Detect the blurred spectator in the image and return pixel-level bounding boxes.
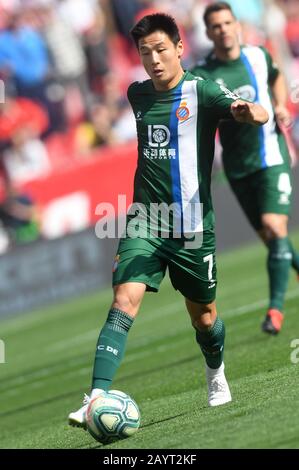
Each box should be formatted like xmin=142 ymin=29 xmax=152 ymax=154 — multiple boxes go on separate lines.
xmin=107 ymin=0 xmax=143 ymax=47
xmin=39 ymin=3 xmax=87 ymax=86
xmin=57 ymin=0 xmax=99 ymax=35
xmin=263 ymin=0 xmax=299 ymax=158
xmin=3 ymin=130 xmax=50 ymax=184
xmin=226 ymin=0 xmax=264 ymax=26
xmin=84 ymin=5 xmax=110 ymax=98
xmin=0 ymin=192 xmax=40 ymax=245
xmin=112 ymin=105 xmax=137 ymax=143
xmin=73 ymin=91 xmax=136 ymax=156
xmin=148 ymin=0 xmax=194 ymax=66
xmin=189 ymin=0 xmax=214 ymax=62
xmin=36 ymin=1 xmax=90 ymax=123
xmin=0 ymin=93 xmax=49 ymax=141
xmin=277 ymin=0 xmax=299 ymax=58
xmin=0 ymin=93 xmax=51 ymax=183
xmin=0 ymin=82 xmax=43 ymax=246
xmin=0 ymin=3 xmax=66 ymax=133
xmin=74 ymin=100 xmax=117 ymax=152
xmin=0 ymin=5 xmax=50 ymax=90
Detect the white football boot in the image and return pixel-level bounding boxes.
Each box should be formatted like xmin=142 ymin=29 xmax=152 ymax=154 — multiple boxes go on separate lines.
xmin=206 ymin=362 xmax=232 ymax=407
xmin=68 ymin=389 xmax=103 ymax=429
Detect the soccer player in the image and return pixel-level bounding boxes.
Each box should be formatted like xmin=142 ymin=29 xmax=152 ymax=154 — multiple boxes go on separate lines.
xmin=192 ymin=2 xmax=299 ymax=335
xmin=68 ymin=13 xmax=268 ymax=428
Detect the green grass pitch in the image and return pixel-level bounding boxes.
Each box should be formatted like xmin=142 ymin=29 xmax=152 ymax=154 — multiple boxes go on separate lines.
xmin=1 ymin=231 xmax=299 ymax=449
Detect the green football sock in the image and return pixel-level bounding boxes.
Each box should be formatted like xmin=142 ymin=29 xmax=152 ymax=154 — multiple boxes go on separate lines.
xmin=267 ymin=237 xmax=292 ymax=311
xmin=195 ymin=316 xmax=225 ymax=369
xmin=92 ymin=308 xmax=134 ymax=391
xmin=288 ymin=239 xmax=299 ymax=274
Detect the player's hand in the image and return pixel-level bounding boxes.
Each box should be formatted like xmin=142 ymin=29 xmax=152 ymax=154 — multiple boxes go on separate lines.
xmin=274 ymin=105 xmax=293 ymax=128
xmin=230 ymin=99 xmax=268 ymax=125
xmin=230 ymin=100 xmax=253 ymax=122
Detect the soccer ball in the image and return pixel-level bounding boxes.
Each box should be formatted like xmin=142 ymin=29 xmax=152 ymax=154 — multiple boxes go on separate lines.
xmin=86 ymin=390 xmax=141 ymax=444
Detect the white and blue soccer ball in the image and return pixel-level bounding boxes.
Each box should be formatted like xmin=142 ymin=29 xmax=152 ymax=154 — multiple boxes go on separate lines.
xmin=86 ymin=390 xmax=141 ymax=444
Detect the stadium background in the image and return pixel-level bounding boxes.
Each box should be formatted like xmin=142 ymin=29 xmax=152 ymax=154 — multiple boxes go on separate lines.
xmin=0 ymin=0 xmax=298 ymax=317
xmin=0 ymin=0 xmax=299 ymax=450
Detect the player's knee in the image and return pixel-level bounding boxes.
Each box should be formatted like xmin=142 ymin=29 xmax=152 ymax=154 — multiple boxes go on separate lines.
xmin=261 ymin=217 xmax=288 ymax=240
xmin=112 ymin=294 xmax=133 ymax=314
xmin=264 ymin=226 xmax=286 ymax=240
xmin=187 ymin=300 xmax=216 ymax=330
xmin=112 ymin=284 xmax=146 ymax=317
xmin=112 ymin=287 xmax=144 ymax=317
xmin=192 ymin=314 xmax=214 ymax=331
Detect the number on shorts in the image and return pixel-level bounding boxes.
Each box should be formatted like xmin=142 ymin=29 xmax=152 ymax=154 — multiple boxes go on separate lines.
xmin=278 ymin=173 xmax=292 ymax=195
xmin=203 ymin=254 xmax=214 ymax=281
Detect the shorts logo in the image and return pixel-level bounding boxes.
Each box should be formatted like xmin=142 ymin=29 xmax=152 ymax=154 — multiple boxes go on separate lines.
xmin=279 ymin=194 xmax=290 ymax=205
xmin=113 ymin=255 xmax=120 ymax=272
xmin=176 ymin=102 xmax=190 ymax=121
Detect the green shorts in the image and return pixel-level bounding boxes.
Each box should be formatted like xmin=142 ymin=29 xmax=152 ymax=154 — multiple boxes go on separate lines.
xmin=112 ymin=230 xmax=217 ymax=304
xmin=229 ymin=164 xmax=292 ymax=231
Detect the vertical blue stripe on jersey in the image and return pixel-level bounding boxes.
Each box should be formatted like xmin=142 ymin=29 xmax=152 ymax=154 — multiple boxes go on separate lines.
xmin=240 ymin=51 xmax=266 ymax=168
xmin=169 ymin=84 xmax=184 ymax=232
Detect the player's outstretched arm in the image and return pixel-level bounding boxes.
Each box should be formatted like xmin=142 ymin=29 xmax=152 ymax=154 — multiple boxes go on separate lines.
xmin=230 ymin=100 xmax=269 ymax=126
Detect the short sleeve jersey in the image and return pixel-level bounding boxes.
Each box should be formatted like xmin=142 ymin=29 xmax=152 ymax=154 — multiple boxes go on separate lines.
xmin=192 ymin=46 xmax=290 ymax=180
xmin=127 ymin=70 xmax=238 ymax=233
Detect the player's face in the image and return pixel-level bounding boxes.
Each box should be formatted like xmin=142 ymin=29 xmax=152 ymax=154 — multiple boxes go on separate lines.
xmin=206 ymin=9 xmax=240 ymax=52
xmin=138 ymin=31 xmax=184 ymax=91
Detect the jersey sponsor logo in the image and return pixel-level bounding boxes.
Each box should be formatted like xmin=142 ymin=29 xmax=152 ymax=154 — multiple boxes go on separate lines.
xmin=234 ymin=85 xmax=256 ymax=102
xmin=219 ymin=84 xmax=240 ymax=100
xmin=176 ymin=101 xmax=190 ymax=122
xmin=216 ymin=79 xmax=251 ymax=101
xmin=148 ymin=125 xmax=170 ymax=147
xmin=215 ymin=78 xmax=226 ymax=87
xmin=143 ymin=148 xmax=176 ymax=160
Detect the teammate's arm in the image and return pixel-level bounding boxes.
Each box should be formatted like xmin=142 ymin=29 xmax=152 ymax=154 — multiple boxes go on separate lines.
xmin=230 ymin=100 xmax=269 ymax=126
xmin=270 ymin=73 xmax=292 ymax=127
xmin=261 ymin=46 xmax=292 ymax=128
xmin=201 ymin=79 xmax=269 ymax=126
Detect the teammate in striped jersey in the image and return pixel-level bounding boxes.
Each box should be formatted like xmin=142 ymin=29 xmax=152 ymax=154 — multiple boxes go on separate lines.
xmin=68 ymin=13 xmax=268 ymax=428
xmin=192 ymin=2 xmax=299 ymax=335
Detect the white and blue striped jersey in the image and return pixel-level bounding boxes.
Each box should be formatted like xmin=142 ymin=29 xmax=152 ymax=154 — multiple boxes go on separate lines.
xmin=192 ymin=46 xmax=290 ymax=179
xmin=127 ymin=71 xmax=239 ymax=232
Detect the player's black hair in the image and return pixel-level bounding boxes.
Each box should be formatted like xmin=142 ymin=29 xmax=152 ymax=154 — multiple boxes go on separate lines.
xmin=203 ymin=2 xmax=236 ymax=27
xmin=130 ymin=13 xmax=181 ymax=49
